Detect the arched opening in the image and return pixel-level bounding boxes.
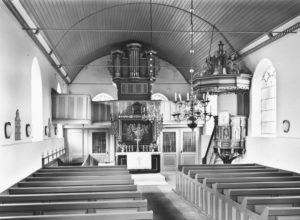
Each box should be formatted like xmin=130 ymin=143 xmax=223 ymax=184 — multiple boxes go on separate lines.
xmin=56 ymin=82 xmax=63 ymax=138
xmin=251 ymin=58 xmax=277 ymax=136
xmin=151 ymin=93 xmax=168 ymax=101
xmin=56 ymin=82 xmax=62 ymax=94
xmin=31 ymin=57 xmax=43 ymax=141
xmin=92 ymin=93 xmax=114 ymax=101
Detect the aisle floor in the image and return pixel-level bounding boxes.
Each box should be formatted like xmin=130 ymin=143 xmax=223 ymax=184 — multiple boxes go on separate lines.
xmin=135 ymin=172 xmax=211 ymax=220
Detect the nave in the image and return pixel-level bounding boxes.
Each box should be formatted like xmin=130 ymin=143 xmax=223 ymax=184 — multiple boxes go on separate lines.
xmin=2 ymin=155 xmax=300 ymax=220
xmin=0 ymin=154 xmax=206 ymax=220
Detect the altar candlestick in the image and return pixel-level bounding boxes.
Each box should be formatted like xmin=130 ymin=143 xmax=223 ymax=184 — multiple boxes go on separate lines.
xmin=179 ymin=93 xmax=182 ymax=102
xmin=175 ymin=92 xmax=177 ymax=101
xmin=187 ymin=93 xmax=189 ymax=101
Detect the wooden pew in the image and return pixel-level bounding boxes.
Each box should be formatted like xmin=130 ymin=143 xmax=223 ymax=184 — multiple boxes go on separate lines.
xmin=187 ymin=168 xmax=279 ymax=176
xmin=25 ymin=175 xmax=132 ymax=181
xmin=261 ymin=207 xmax=300 ymax=220
xmin=1 ymin=165 xmax=153 ymax=220
xmin=9 ymin=184 xmax=138 ymax=194
xmin=0 ymin=211 xmax=153 ymax=220
xmin=0 ymin=191 xmax=142 ymax=203
xmin=177 ymin=164 xmax=272 ymax=200
xmin=177 ymin=165 xmax=289 ymax=204
xmin=202 ymin=176 xmax=300 ymax=186
xmin=241 ymin=196 xmax=300 ymax=209
xmin=18 ymin=179 xmax=134 ymax=187
xmin=277 ymin=217 xmax=300 ymax=220
xmin=189 ymin=171 xmax=294 ymax=200
xmin=178 ymin=163 xmax=261 ymax=171
xmin=177 ymin=163 xmax=300 ymax=220
xmin=32 ymin=170 xmax=129 ymax=177
xmin=195 ymin=171 xmax=293 ymax=179
xmin=0 ymin=200 xmax=148 ymax=215
xmin=182 ymin=166 xmax=271 ymax=174
xmin=225 ymin=188 xmax=300 ymax=202
xmin=212 ymin=181 xmax=300 ymax=193
xmin=38 ymin=167 xmax=128 ymax=172
xmin=43 ymin=165 xmax=127 ymax=169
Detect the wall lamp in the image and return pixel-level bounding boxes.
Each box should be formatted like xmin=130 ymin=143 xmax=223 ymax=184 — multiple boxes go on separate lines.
xmin=45 ymin=126 xmax=49 ymax=136
xmin=4 ymin=122 xmax=13 ymax=139
xmin=25 ymin=124 xmax=32 ymax=137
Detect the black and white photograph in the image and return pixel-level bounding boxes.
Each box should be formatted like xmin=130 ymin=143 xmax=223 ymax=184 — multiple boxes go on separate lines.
xmin=1 ymin=0 xmax=300 ymax=219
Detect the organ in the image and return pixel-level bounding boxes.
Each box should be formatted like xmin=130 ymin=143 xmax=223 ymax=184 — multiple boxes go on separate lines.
xmin=108 ymin=43 xmax=160 ymax=100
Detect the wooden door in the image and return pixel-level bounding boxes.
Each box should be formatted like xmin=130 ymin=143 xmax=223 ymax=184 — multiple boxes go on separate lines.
xmin=161 ymin=131 xmax=178 ymax=171
xmin=179 ymin=129 xmax=198 ymax=165
xmin=66 ymin=129 xmax=83 ymax=163
xmin=92 ymin=132 xmax=107 ymax=163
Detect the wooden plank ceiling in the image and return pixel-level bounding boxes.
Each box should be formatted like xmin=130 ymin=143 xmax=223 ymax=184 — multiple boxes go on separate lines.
xmin=17 ymin=0 xmax=300 ymax=83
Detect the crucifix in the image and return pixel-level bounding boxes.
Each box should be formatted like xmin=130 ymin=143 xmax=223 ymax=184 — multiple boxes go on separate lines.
xmin=133 ymin=124 xmax=144 ymax=152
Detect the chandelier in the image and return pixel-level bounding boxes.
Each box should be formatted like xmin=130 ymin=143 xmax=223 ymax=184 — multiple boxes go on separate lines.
xmin=172 ymin=86 xmax=212 ymax=129
xmin=142 ymin=103 xmax=163 ymax=123
xmin=172 ymin=0 xmax=212 ymax=129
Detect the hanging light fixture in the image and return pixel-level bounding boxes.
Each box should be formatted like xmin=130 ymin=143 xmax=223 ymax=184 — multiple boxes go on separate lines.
xmin=172 ymin=0 xmax=212 ymax=129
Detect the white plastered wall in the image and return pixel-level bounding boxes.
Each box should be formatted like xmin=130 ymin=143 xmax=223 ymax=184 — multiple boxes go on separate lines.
xmin=236 ymin=29 xmax=300 ymax=173
xmin=0 ymin=2 xmax=67 ymax=192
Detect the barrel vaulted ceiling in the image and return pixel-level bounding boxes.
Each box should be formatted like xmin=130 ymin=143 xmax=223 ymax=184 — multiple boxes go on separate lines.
xmin=8 ymin=0 xmax=300 ymax=83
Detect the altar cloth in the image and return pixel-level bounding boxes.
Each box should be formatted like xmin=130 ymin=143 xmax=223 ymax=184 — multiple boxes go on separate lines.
xmin=127 ymin=152 xmax=152 ymax=169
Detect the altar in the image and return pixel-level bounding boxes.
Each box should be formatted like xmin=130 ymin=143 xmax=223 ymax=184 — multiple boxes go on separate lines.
xmin=116 ymin=152 xmax=160 ymax=173
xmin=127 ymin=152 xmax=151 ymax=169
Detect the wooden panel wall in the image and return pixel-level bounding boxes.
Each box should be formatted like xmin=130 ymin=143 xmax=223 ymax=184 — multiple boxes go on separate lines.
xmin=52 ymin=96 xmax=178 ymax=124
xmin=52 ymin=94 xmax=91 ymax=121
xmin=91 ymin=101 xmax=177 ymax=123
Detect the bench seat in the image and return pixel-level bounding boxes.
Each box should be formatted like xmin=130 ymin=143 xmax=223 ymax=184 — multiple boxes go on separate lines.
xmin=202 ymin=176 xmax=300 ymax=186
xmin=9 ymin=185 xmax=137 ymax=194
xmin=33 ymin=171 xmax=129 ymax=177
xmin=0 ymin=191 xmax=142 ymax=203
xmin=25 ymin=175 xmax=132 ymax=181
xmin=0 ymin=200 xmax=148 ymax=215
xmin=212 ymin=181 xmax=300 ymax=192
xmin=18 ymin=179 xmax=134 ymax=187
xmin=0 ymin=211 xmax=153 ymax=220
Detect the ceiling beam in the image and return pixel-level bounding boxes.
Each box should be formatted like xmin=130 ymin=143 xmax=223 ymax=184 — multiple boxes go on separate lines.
xmin=22 ymin=27 xmax=296 ymax=35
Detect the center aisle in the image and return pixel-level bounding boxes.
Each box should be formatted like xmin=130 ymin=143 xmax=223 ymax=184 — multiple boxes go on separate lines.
xmin=133 ymin=172 xmax=211 ymax=220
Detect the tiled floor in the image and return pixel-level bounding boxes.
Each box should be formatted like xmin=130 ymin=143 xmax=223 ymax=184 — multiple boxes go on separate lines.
xmin=136 ymin=172 xmax=211 ymax=220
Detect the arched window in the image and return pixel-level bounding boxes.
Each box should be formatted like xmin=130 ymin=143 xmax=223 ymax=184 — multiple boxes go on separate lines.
xmin=56 ymin=82 xmax=63 ymax=138
xmin=31 ymin=57 xmax=43 ymax=141
xmin=251 ymin=59 xmax=276 ymax=136
xmin=151 ymin=93 xmax=168 ymax=101
xmin=56 ymin=82 xmax=62 ymax=94
xmin=92 ymin=93 xmax=114 ymax=101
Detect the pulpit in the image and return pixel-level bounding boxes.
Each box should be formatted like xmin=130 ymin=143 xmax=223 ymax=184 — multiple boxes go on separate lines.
xmin=213 ymin=113 xmax=247 ymax=163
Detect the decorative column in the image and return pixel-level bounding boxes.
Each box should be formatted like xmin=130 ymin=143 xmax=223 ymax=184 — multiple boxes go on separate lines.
xmin=111 ymin=50 xmax=123 ymax=77
xmin=145 ymin=50 xmax=157 ymax=79
xmin=127 ymin=43 xmax=142 ymax=77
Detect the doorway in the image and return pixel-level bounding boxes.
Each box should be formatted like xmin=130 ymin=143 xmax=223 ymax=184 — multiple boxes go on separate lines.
xmin=92 ymin=132 xmax=108 ymax=163
xmin=160 ymin=128 xmax=200 ymax=171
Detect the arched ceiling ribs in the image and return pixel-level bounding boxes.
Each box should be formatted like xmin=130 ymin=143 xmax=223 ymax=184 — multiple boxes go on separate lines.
xmin=71 ymin=40 xmax=190 ymax=84
xmin=51 ymin=2 xmax=236 ymax=53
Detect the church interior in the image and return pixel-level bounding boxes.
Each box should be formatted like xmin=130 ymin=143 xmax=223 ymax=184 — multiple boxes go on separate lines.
xmin=1 ymin=0 xmax=300 ymax=219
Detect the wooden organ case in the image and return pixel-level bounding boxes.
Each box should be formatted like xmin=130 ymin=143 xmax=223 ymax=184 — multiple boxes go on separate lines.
xmin=108 ymin=43 xmax=160 ymax=100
